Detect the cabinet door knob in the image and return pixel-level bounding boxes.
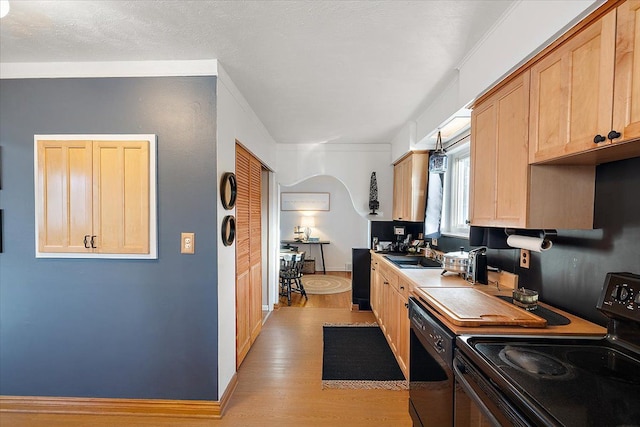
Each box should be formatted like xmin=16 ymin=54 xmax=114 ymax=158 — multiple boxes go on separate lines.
xmin=90 ymin=235 xmax=97 ymax=248
xmin=84 ymin=235 xmax=90 ymax=249
xmin=607 ymin=130 xmax=621 ymax=141
xmin=593 ymin=134 xmax=606 ymax=143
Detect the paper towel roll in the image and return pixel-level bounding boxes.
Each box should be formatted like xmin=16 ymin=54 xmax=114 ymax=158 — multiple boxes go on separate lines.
xmin=506 ymin=235 xmax=553 ymax=252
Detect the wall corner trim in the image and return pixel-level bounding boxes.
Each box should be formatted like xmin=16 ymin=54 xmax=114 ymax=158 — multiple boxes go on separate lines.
xmin=0 ymin=59 xmax=219 ymax=79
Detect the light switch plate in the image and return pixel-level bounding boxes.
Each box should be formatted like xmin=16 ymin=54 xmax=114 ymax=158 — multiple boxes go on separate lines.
xmin=181 ymin=232 xmax=195 ymax=254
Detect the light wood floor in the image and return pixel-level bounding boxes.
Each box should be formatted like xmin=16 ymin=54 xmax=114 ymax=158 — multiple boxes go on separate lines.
xmin=2 ymin=272 xmax=411 ymax=427
xmin=276 ymin=271 xmax=354 ymax=309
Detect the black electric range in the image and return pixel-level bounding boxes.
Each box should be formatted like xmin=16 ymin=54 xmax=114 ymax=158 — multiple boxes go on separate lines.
xmin=455 ymin=272 xmax=640 ymax=427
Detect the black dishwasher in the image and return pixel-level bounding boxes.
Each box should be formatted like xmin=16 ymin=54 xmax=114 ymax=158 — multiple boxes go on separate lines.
xmin=351 ymin=248 xmax=371 ymax=310
xmin=409 ymin=296 xmax=456 ymax=427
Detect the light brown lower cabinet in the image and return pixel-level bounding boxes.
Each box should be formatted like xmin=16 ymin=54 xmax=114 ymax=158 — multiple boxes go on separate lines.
xmin=370 ymin=258 xmax=381 ymax=320
xmin=370 ymin=253 xmax=409 ymax=379
xmin=395 ymin=278 xmax=410 ymax=375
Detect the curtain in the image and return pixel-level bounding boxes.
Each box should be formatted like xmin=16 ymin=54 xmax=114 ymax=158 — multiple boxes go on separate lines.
xmin=424 ymin=172 xmax=444 ymax=238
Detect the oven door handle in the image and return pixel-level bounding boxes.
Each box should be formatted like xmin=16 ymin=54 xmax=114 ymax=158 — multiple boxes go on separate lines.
xmin=453 ymin=361 xmax=503 ymax=427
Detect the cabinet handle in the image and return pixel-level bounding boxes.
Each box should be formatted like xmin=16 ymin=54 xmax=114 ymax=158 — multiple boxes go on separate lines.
xmin=83 ymin=235 xmax=90 ymax=249
xmin=593 ymin=134 xmax=606 ymax=143
xmin=384 ymin=281 xmax=389 ymax=285
xmin=90 ymin=235 xmax=97 ymax=248
xmin=404 ymin=303 xmax=409 ymax=308
xmin=400 ymin=286 xmax=405 ymax=290
xmin=607 ymin=130 xmax=621 ymax=141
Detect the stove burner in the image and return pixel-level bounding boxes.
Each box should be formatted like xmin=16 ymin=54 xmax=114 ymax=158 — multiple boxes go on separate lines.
xmin=566 ymin=348 xmax=640 ymax=385
xmin=499 ymin=346 xmax=571 ymax=379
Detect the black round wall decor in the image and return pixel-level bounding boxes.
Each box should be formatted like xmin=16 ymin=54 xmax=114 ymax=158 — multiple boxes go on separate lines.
xmin=220 ymin=172 xmax=237 ymax=210
xmin=221 ymin=215 xmax=236 ymax=246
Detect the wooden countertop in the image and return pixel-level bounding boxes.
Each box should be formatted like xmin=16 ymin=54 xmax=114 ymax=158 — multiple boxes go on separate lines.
xmin=412 ymin=287 xmax=606 ymax=336
xmin=371 ymin=251 xmax=607 ymax=337
xmin=372 ymin=251 xmax=470 ymax=288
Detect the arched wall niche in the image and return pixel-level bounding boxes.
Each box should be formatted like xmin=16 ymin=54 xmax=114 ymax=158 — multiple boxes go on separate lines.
xmin=279 ymin=175 xmax=369 ymax=272
xmin=276 ymin=143 xmax=393 ymax=220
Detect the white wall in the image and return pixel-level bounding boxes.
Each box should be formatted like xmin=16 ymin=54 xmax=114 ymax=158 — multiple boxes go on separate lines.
xmin=280 ymin=176 xmax=369 ymax=272
xmin=276 ymin=143 xmax=394 ymax=219
xmin=458 ymin=0 xmax=603 ymax=104
xmin=216 ymin=63 xmax=279 ymax=400
xmin=396 ymin=0 xmax=604 ymax=156
xmin=276 ymin=143 xmax=394 ymax=274
xmin=390 ymin=120 xmax=417 ymax=165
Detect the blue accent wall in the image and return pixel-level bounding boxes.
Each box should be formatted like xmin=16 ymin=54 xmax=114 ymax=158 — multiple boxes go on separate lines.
xmin=0 ymin=77 xmax=219 ymax=400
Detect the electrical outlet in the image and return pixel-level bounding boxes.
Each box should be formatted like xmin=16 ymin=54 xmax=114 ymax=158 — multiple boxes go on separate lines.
xmin=520 ymin=249 xmax=530 ymax=269
xmin=432 ymin=238 xmax=438 ymax=246
xmin=181 ymin=232 xmax=195 ymax=254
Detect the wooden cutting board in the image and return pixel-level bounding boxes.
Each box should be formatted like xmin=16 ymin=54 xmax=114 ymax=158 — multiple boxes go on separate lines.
xmin=417 ymin=287 xmax=547 ymax=328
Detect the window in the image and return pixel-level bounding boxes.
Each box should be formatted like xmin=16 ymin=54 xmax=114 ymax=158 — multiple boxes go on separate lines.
xmin=441 ymin=135 xmax=470 ymax=237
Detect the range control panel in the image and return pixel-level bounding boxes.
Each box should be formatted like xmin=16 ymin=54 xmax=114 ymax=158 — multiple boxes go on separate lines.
xmin=597 ymin=272 xmax=640 ymax=321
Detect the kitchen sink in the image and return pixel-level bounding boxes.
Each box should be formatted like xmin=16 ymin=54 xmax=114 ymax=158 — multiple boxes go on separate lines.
xmin=384 ymin=255 xmax=442 ymax=269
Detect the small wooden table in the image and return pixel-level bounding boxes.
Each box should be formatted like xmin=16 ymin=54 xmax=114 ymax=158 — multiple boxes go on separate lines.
xmin=281 ymin=240 xmax=330 ymax=274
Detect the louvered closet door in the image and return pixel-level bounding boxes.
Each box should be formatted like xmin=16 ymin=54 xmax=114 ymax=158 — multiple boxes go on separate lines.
xmin=249 ymin=157 xmax=263 ymax=344
xmin=235 ymin=144 xmax=263 ymax=368
xmin=236 ymin=146 xmax=251 ymax=368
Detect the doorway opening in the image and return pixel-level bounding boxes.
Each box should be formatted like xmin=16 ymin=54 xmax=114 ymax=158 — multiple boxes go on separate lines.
xmin=278 ymin=175 xmax=368 ymax=309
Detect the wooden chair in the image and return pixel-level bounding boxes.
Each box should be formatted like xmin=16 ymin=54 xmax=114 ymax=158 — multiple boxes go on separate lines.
xmin=279 ymin=252 xmax=308 ymax=306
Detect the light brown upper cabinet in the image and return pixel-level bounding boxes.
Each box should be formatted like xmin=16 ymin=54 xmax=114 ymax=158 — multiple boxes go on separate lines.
xmin=35 ymin=135 xmax=157 ymax=258
xmin=613 ymin=0 xmax=640 ymax=143
xmin=530 ymin=2 xmax=640 ymax=164
xmin=392 ymin=151 xmax=429 ymax=222
xmin=470 ymin=71 xmax=596 ymax=229
xmin=471 ymin=72 xmax=531 ymax=228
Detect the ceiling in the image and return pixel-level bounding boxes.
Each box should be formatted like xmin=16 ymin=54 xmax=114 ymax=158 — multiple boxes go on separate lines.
xmin=0 ymin=0 xmax=514 ymax=145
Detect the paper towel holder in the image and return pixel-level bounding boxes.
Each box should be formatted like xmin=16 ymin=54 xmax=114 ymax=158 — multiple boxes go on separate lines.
xmin=504 ymin=228 xmax=557 ymax=239
xmin=504 ymin=228 xmax=557 ymax=249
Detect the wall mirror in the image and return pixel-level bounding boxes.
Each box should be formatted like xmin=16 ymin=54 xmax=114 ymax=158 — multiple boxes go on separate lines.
xmin=222 ymin=215 xmax=236 ymax=246
xmin=220 ymin=172 xmax=237 ymax=210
